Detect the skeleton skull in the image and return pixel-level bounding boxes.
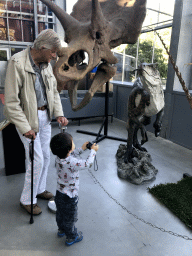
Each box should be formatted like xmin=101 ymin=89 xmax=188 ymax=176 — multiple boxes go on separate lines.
xmin=40 ymin=0 xmax=147 ymax=111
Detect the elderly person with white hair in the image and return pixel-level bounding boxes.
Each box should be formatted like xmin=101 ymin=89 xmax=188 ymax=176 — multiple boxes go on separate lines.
xmin=4 ymin=29 xmax=68 ymax=215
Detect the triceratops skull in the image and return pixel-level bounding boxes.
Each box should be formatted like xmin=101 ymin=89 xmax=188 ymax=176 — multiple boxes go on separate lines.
xmin=40 ymin=0 xmax=147 ymax=111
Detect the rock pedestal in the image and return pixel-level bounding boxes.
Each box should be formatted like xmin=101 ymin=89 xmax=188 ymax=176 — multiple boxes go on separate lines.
xmin=116 ymin=144 xmax=158 ymax=185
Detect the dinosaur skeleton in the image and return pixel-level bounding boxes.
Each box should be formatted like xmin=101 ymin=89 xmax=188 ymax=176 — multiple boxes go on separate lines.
xmin=40 ymin=0 xmax=147 ymax=111
xmin=124 ymin=63 xmax=165 ymax=163
xmin=124 ymin=31 xmax=192 ymax=163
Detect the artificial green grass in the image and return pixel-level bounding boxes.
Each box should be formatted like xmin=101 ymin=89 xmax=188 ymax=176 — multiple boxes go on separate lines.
xmin=148 ymin=177 xmax=192 ymax=230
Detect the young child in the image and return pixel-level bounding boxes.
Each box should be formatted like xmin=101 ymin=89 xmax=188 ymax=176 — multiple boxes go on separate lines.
xmin=50 ymin=132 xmax=99 ymax=246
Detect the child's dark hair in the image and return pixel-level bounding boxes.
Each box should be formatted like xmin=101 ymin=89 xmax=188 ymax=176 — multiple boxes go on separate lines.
xmin=50 ymin=132 xmax=73 ymax=159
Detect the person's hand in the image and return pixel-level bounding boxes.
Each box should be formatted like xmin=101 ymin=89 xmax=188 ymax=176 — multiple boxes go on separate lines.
xmin=56 ymin=116 xmax=68 ymax=126
xmin=91 ymin=143 xmax=99 ymax=151
xmin=24 ymin=130 xmax=36 ymax=140
xmin=82 ymin=141 xmax=89 ymax=151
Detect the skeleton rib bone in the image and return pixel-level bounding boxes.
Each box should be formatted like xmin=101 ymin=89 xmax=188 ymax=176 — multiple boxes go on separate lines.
xmin=40 ymin=0 xmax=147 ymax=111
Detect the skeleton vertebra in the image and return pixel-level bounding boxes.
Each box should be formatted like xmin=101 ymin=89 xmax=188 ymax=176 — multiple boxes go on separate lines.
xmin=40 ymin=0 xmax=147 ymax=111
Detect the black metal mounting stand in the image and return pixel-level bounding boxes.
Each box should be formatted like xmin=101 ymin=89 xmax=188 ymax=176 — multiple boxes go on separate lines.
xmin=76 ymin=81 xmax=127 ymax=144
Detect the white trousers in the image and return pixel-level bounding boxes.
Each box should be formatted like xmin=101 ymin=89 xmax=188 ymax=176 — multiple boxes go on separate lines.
xmin=17 ymin=110 xmax=51 ymax=205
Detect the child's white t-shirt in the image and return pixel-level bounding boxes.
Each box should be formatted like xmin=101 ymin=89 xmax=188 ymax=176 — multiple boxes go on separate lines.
xmin=55 ymin=148 xmax=96 ymax=198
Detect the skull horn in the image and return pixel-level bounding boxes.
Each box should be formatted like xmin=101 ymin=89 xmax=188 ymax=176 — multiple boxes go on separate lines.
xmin=91 ymin=0 xmax=108 ymax=38
xmin=39 ymin=0 xmax=80 ymax=43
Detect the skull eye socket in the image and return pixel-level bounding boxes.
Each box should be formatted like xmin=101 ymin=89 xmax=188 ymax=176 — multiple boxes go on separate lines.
xmin=68 ymin=50 xmax=89 ymax=70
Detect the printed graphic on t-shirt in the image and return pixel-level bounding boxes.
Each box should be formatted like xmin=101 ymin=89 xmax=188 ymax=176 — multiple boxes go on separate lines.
xmin=59 ymin=163 xmax=63 ymax=169
xmin=56 ymin=148 xmax=96 ymax=198
xmin=58 ymin=182 xmax=66 ymax=190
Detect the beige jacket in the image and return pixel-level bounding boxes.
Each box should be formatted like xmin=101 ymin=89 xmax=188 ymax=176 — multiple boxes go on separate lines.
xmin=4 ymin=48 xmax=64 ymax=135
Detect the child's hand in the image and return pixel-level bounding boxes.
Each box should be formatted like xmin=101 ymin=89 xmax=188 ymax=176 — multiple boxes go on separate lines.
xmin=82 ymin=142 xmax=89 ymax=151
xmin=91 ymin=143 xmax=99 ymax=151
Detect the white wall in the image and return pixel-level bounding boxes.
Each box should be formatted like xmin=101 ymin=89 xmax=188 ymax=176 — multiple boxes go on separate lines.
xmin=173 ymin=0 xmax=192 ymax=91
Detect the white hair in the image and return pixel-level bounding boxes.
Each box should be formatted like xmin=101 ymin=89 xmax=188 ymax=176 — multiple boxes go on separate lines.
xmin=32 ymin=29 xmax=61 ymax=50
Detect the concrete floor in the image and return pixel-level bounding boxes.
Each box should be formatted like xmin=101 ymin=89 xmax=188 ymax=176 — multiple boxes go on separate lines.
xmin=0 ymin=117 xmax=192 ymax=256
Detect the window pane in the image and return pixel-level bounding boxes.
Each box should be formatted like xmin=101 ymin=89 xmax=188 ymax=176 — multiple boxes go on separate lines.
xmin=11 ymin=48 xmax=24 ymax=56
xmin=38 ymin=22 xmax=46 ymax=34
xmin=9 ymin=19 xmax=22 ymax=41
xmin=48 ymin=23 xmax=53 ymax=29
xmin=123 ymin=56 xmax=136 ymax=82
xmin=0 ymin=50 xmax=8 ymax=89
xmin=113 ymin=52 xmax=123 ymax=81
xmin=0 ymin=50 xmax=8 ymax=61
xmin=21 ymin=0 xmax=34 ymax=14
xmin=23 ymin=20 xmax=34 ymax=42
xmin=0 ymin=18 xmax=8 ymax=40
xmin=7 ymin=0 xmax=20 ymax=12
xmin=48 ymin=7 xmax=53 ymax=16
xmin=0 ymin=0 xmax=6 ymax=12
xmin=48 ymin=24 xmax=53 ymax=29
xmin=37 ymin=0 xmax=46 ymax=15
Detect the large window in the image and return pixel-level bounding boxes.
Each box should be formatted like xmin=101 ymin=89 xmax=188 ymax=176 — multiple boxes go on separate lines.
xmin=37 ymin=0 xmax=55 ymax=32
xmin=0 ymin=0 xmax=55 ymax=42
xmin=112 ymin=51 xmax=136 ymax=83
xmin=112 ymin=1 xmax=175 ymax=88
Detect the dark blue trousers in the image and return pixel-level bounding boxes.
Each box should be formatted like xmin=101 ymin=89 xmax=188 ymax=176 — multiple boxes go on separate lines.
xmin=55 ymin=190 xmax=78 ymax=239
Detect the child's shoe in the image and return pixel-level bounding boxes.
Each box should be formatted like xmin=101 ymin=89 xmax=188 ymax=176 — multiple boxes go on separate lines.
xmin=57 ymin=229 xmax=65 ymax=237
xmin=65 ymin=231 xmax=83 ymax=246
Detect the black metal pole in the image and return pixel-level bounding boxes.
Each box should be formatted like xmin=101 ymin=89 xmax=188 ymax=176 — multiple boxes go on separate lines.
xmin=76 ymin=81 xmax=127 ymax=143
xmin=104 ymin=81 xmax=109 ymax=136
